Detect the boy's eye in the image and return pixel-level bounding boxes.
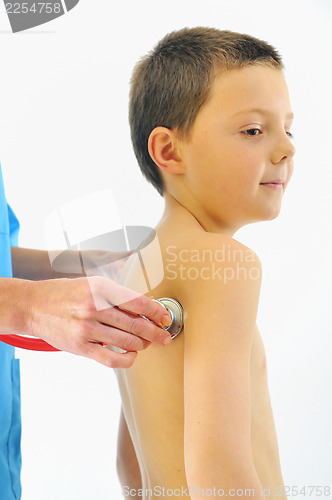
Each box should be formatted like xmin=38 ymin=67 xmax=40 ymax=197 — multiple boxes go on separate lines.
xmin=242 ymin=129 xmax=295 ymax=140
xmin=243 ymin=128 xmax=261 ymax=136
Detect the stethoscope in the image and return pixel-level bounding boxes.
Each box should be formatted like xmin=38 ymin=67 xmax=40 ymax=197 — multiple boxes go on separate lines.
xmin=0 ymin=297 xmax=184 ymax=351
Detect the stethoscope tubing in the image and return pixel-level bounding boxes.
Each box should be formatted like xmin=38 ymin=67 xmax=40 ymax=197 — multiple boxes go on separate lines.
xmin=0 ymin=334 xmax=59 ymax=351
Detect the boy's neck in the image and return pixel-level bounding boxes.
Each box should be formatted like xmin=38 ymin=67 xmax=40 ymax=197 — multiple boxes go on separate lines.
xmin=161 ymin=192 xmax=238 ymax=237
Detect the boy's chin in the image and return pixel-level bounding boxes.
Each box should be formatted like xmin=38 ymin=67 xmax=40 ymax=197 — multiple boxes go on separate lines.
xmin=247 ymin=204 xmax=282 ymax=224
xmin=261 ymin=206 xmax=282 ymax=221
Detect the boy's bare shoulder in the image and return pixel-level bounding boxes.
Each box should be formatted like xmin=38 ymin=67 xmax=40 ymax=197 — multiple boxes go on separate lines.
xmin=199 ymin=232 xmax=260 ymax=260
xmin=157 ymin=230 xmax=262 ymax=330
xmin=161 ymin=230 xmax=262 ymax=281
xmin=121 ymin=227 xmax=261 ymax=318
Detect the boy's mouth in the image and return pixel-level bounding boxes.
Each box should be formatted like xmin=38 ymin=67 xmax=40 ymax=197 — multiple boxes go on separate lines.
xmin=260 ymin=181 xmax=284 ymax=190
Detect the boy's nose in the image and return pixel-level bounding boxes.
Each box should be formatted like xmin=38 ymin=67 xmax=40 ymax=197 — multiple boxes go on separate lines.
xmin=271 ymin=136 xmax=296 ymax=165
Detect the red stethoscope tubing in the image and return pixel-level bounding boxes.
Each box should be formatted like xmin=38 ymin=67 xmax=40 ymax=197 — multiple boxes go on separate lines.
xmin=0 ymin=335 xmax=60 ymax=351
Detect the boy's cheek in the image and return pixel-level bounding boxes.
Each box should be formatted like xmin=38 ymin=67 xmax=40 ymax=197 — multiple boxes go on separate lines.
xmin=284 ymin=162 xmax=294 ymax=190
xmin=287 ymin=160 xmax=295 ymax=180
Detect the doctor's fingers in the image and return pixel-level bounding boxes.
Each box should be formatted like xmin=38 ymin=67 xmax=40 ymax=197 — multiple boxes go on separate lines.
xmin=91 ymin=321 xmax=151 ymax=352
xmin=80 ymin=342 xmax=138 ymax=369
xmin=94 ymin=306 xmax=171 ymax=346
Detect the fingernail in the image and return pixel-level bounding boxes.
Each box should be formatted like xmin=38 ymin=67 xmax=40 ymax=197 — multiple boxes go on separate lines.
xmin=163 ymin=335 xmax=172 ymax=346
xmin=161 ymin=314 xmax=172 ymax=327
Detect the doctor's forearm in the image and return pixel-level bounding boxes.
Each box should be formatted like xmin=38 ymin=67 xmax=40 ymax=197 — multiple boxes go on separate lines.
xmin=11 ymin=247 xmax=128 ymax=281
xmin=11 ymin=247 xmax=83 ymax=280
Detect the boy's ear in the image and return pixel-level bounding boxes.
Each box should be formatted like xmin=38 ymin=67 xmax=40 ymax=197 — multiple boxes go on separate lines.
xmin=148 ymin=127 xmax=186 ymax=174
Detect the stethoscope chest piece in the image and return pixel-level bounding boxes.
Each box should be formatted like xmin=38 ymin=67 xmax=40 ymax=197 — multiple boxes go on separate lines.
xmin=154 ymin=297 xmax=184 ymax=339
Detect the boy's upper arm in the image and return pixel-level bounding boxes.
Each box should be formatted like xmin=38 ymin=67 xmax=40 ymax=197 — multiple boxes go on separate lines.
xmin=179 ymin=235 xmax=262 ymax=484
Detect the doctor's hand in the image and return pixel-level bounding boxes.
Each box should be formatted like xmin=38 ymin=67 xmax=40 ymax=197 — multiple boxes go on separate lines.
xmin=19 ymin=277 xmax=172 ymax=368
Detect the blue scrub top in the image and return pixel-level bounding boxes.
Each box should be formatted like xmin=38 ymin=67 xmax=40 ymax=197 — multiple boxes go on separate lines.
xmin=0 ymin=164 xmax=22 ymax=500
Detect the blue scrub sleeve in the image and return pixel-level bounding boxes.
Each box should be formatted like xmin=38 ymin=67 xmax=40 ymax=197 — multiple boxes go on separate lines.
xmin=0 ymin=165 xmax=22 ymax=499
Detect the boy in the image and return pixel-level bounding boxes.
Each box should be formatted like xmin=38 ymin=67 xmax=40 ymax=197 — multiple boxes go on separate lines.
xmin=115 ymin=27 xmax=295 ymax=499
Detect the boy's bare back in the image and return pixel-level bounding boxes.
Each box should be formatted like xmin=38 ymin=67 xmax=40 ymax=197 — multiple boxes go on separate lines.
xmin=116 ymin=200 xmax=286 ymax=499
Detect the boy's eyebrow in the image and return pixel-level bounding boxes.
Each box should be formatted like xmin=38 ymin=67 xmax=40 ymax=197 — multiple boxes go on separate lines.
xmin=231 ymin=108 xmax=294 ymax=120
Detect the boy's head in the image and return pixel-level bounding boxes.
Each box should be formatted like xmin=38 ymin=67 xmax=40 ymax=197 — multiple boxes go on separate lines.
xmin=129 ymin=27 xmax=295 ymax=231
xmin=129 ymin=27 xmax=284 ymax=196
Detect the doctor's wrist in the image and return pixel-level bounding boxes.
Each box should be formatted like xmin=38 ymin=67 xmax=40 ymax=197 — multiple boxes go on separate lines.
xmin=0 ymin=278 xmax=35 ymax=335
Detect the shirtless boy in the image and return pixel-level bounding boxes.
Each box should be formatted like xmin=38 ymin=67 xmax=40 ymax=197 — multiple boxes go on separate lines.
xmin=115 ymin=27 xmax=295 ymax=499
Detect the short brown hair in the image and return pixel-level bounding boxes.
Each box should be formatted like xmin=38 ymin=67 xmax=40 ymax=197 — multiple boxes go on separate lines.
xmin=129 ymin=27 xmax=284 ymax=196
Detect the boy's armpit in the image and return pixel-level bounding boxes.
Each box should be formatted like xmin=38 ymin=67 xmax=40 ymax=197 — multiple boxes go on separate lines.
xmin=180 ymin=235 xmax=262 ymax=484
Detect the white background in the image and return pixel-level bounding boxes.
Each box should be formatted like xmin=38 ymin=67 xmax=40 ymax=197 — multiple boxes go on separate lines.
xmin=0 ymin=0 xmax=331 ymax=498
